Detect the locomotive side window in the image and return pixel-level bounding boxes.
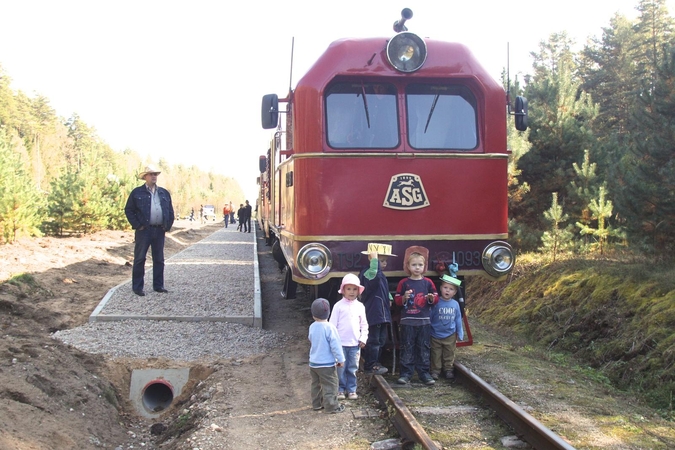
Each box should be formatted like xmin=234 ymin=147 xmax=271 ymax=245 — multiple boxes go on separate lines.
xmin=326 ymin=83 xmax=399 ymax=149
xmin=406 ymin=84 xmax=478 ymax=150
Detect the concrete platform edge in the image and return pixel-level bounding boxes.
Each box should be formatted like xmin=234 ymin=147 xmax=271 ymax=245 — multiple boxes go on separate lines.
xmin=91 ymin=315 xmax=256 ymax=325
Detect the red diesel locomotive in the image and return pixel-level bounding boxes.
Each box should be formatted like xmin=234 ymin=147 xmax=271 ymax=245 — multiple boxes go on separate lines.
xmin=258 ymin=9 xmax=527 ymax=326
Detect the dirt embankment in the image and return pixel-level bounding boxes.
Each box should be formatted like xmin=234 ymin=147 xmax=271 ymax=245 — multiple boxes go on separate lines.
xmin=0 ymin=222 xmax=219 ymax=450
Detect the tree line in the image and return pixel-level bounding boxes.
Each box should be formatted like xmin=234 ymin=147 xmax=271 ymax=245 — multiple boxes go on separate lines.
xmin=0 ymin=68 xmax=244 ymax=244
xmin=2 ymin=0 xmax=674 ymax=256
xmin=507 ymin=0 xmax=675 ymax=258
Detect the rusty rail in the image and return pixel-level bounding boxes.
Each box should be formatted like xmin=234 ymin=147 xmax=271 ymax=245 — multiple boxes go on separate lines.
xmin=370 ymin=365 xmax=576 ymax=450
xmin=369 ymin=375 xmax=440 ymax=450
xmin=454 ymin=362 xmax=576 ymax=450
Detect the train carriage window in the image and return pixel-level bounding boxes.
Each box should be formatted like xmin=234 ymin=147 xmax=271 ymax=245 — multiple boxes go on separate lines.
xmin=326 ymin=83 xmax=399 ymax=149
xmin=406 ymin=84 xmax=478 ymax=150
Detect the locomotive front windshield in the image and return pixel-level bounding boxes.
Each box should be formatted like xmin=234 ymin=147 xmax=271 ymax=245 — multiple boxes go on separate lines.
xmin=326 ymin=83 xmax=399 ymax=149
xmin=406 ymin=84 xmax=478 ymax=150
xmin=325 ymin=82 xmax=478 ymax=151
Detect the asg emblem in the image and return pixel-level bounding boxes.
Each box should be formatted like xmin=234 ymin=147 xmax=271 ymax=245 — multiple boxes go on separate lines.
xmin=383 ymin=173 xmax=430 ymax=210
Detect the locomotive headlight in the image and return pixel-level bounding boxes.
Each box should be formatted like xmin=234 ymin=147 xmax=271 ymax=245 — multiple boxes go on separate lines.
xmin=482 ymin=241 xmax=515 ymax=278
xmin=297 ymin=243 xmax=332 ymax=279
xmin=386 ymin=32 xmax=427 ymax=73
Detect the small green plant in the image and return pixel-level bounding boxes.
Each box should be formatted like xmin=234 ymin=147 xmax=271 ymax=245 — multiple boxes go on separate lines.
xmin=573 ymin=365 xmax=612 ymax=386
xmin=102 ymin=386 xmax=118 ymax=407
xmin=176 ymin=412 xmax=191 ymax=428
xmin=547 ymin=351 xmax=569 ymax=366
xmin=5 ymin=273 xmax=38 ymax=288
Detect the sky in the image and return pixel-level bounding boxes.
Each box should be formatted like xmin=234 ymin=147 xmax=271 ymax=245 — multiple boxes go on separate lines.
xmin=1 ymin=0 xmax=674 ymax=201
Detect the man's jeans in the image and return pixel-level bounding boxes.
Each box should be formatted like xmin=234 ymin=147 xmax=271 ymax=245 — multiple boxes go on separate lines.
xmin=363 ymin=323 xmax=388 ymax=371
xmin=337 ymin=346 xmax=360 ymax=394
xmin=132 ymin=226 xmax=165 ymax=292
xmin=399 ymin=324 xmax=431 ymax=380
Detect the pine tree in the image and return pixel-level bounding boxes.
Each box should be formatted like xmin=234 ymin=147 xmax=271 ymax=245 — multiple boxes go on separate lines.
xmin=579 ymin=13 xmax=639 ymax=144
xmin=540 ymin=193 xmax=575 ymax=261
xmin=515 ymin=32 xmax=599 ymax=233
xmin=570 ymin=149 xmax=599 ymax=231
xmin=0 ymin=129 xmax=45 ymax=243
xmin=45 ymin=169 xmax=82 ymax=236
xmin=575 ymin=185 xmax=619 ymax=255
xmin=614 ymin=63 xmax=675 ymax=252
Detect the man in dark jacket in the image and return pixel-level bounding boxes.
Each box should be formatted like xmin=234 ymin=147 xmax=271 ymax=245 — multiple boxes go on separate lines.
xmin=243 ymin=200 xmax=253 ymax=233
xmin=124 ymin=165 xmax=175 ymax=296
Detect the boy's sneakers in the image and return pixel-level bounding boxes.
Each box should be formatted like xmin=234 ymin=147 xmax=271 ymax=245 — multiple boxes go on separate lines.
xmin=347 ymin=392 xmax=358 ymax=400
xmin=430 ymin=371 xmax=439 ymax=380
xmin=396 ymin=376 xmax=410 ymax=385
xmin=328 ymin=404 xmax=346 ymax=414
xmin=420 ymin=375 xmax=436 ymax=386
xmin=337 ymin=392 xmax=346 ymax=400
xmin=365 ymin=366 xmax=388 ymax=375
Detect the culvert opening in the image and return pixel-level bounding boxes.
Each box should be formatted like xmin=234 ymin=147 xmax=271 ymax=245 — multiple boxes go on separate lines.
xmin=142 ymin=380 xmax=174 ymax=413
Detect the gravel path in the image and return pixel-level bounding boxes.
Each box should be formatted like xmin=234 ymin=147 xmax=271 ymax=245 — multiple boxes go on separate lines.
xmin=53 ymin=228 xmax=290 ymax=361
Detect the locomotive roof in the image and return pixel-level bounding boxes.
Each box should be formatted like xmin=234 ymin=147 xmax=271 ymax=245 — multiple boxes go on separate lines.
xmin=296 ymin=36 xmax=502 ymax=92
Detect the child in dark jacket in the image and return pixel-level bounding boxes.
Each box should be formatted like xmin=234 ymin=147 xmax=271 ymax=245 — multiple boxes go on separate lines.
xmin=393 ymin=246 xmax=438 ymax=386
xmin=358 ymin=243 xmax=396 ymax=375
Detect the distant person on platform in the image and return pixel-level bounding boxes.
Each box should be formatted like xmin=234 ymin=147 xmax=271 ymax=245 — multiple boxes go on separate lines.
xmin=222 ymin=203 xmax=231 ymax=228
xmin=243 ymin=200 xmax=253 ymax=233
xmin=124 ymin=165 xmax=175 ymax=297
xmin=229 ymin=201 xmax=235 ymax=224
xmin=236 ymin=203 xmax=244 ymax=231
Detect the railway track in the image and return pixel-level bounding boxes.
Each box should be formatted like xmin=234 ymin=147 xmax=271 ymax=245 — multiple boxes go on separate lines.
xmin=369 ymin=364 xmax=576 ymax=450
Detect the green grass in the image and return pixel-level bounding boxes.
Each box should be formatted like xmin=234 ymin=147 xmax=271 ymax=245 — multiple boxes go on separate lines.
xmin=469 ymin=253 xmax=675 ymax=415
xmin=4 ymin=272 xmax=38 ymax=288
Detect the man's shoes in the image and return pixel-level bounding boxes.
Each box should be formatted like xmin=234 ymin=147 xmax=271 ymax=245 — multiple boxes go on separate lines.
xmin=154 ymin=288 xmax=169 ymax=293
xmin=133 ymin=290 xmax=146 ymax=297
xmin=396 ymin=376 xmax=410 ymax=385
xmin=366 ymin=366 xmax=388 ymax=375
xmin=430 ymin=371 xmax=439 ymax=380
xmin=444 ymin=370 xmax=455 ymax=380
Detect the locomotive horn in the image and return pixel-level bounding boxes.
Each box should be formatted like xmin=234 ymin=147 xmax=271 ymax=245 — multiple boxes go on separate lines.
xmin=393 ymin=8 xmax=413 ymax=33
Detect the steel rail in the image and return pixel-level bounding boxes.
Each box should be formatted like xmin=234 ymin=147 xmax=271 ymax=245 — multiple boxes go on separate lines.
xmin=369 ymin=375 xmax=440 ymax=450
xmin=454 ymin=362 xmax=576 ymax=450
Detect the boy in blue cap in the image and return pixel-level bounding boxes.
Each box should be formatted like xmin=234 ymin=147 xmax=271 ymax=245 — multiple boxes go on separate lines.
xmin=430 ymin=274 xmax=464 ymax=380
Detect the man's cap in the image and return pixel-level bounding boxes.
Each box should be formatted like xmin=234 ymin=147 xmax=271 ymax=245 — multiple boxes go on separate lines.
xmin=360 ymin=243 xmax=396 ymax=256
xmin=138 ymin=165 xmax=161 ymax=179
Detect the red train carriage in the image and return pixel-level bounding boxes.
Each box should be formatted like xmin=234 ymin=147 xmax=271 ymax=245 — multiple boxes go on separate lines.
xmin=258 ymin=9 xmax=527 ymax=346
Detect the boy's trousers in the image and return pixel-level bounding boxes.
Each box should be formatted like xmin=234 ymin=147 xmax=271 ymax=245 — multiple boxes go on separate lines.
xmin=310 ymin=366 xmax=340 ymax=412
xmin=430 ymin=334 xmax=457 ymax=374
